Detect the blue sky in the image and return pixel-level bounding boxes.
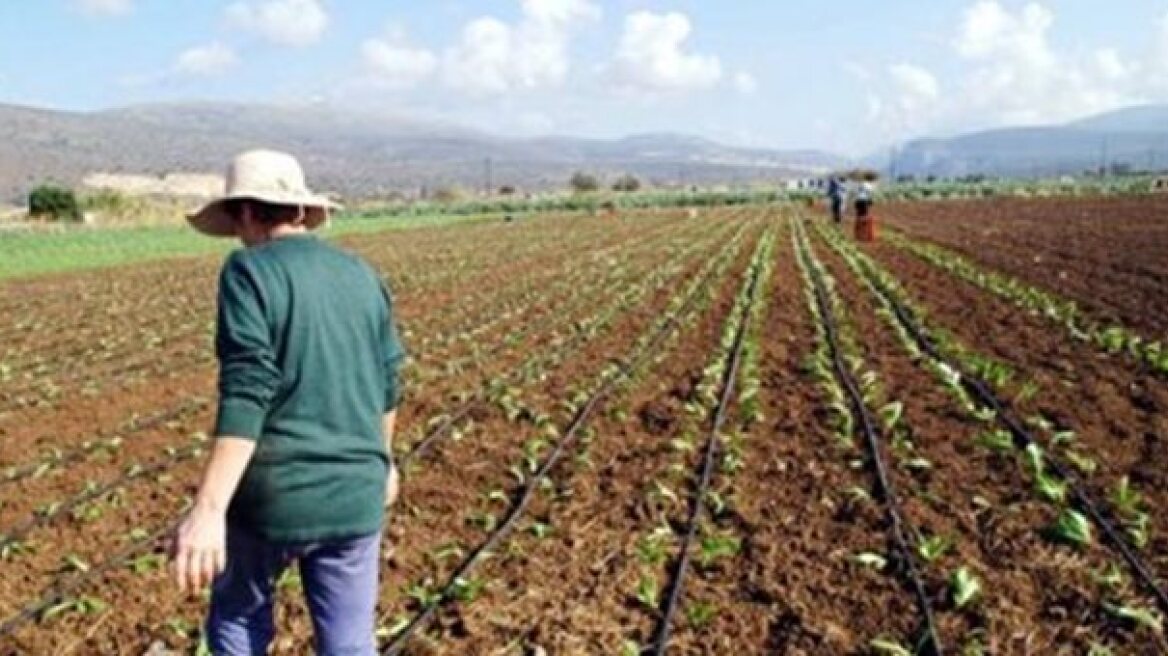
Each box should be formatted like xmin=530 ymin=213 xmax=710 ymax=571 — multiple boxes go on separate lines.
xmin=2 ymin=1 xmax=1167 ymax=155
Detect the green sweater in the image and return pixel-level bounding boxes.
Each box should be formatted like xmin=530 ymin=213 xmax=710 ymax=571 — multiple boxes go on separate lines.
xmin=213 ymin=234 xmax=404 ymax=543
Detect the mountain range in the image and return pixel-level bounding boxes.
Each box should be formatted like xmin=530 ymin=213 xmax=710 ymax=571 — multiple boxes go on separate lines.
xmin=887 ymin=105 xmax=1168 ymax=178
xmin=0 ymin=102 xmax=842 ymax=202
xmin=3 ymin=101 xmax=1166 ymax=204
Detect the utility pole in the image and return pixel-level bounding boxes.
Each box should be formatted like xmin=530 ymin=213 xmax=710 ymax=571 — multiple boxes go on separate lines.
xmin=484 ymin=157 xmax=493 ymax=196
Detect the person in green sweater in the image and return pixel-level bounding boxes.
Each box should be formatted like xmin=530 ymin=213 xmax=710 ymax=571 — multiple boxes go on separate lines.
xmin=171 ymin=150 xmax=405 ymax=655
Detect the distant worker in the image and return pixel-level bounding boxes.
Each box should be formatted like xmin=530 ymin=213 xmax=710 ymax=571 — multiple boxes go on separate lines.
xmin=826 ymin=175 xmax=846 ymax=224
xmin=855 ymin=178 xmax=875 ymax=220
xmin=854 ymin=178 xmax=878 ymax=242
xmin=172 ymin=149 xmax=405 ymax=655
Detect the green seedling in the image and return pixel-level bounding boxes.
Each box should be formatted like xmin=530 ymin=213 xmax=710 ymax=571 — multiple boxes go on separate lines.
xmin=128 ymin=553 xmax=167 ymax=575
xmin=429 ymin=542 xmax=464 ymax=563
xmin=636 ymin=535 xmax=668 ymax=567
xmin=1103 ymin=602 xmax=1162 ymax=632
xmin=697 ymin=534 xmax=740 ymax=568
xmin=635 ymin=575 xmax=659 ymax=610
xmin=376 ymin=615 xmax=410 ymax=639
xmin=1023 ymin=443 xmax=1044 ymax=477
xmin=451 ymin=576 xmax=486 ymax=603
xmin=1034 ymin=472 xmax=1068 ymax=503
xmin=1065 ymin=451 xmax=1097 ymax=475
xmin=879 ymin=402 xmax=904 ymax=431
xmin=1049 ymin=508 xmax=1092 ymax=548
xmin=1111 ymin=477 xmax=1143 ymax=517
xmin=850 ymin=552 xmax=887 ymax=570
xmin=869 ymin=638 xmax=912 ymax=656
xmin=685 ymin=601 xmax=717 ymax=629
xmin=467 ymin=511 xmax=497 ymax=532
xmin=916 ymin=534 xmax=951 ymax=563
xmin=41 ymin=596 xmax=107 ymax=621
xmin=62 ymin=554 xmax=90 ymax=573
xmin=974 ymin=429 xmax=1014 ymax=453
xmin=406 ymin=581 xmax=442 ymax=609
xmin=950 ymin=567 xmax=981 ymax=608
xmin=1126 ymin=512 xmax=1150 ymax=549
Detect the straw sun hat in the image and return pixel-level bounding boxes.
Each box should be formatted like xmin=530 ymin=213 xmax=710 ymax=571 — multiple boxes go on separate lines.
xmin=188 ymin=149 xmax=341 ymax=237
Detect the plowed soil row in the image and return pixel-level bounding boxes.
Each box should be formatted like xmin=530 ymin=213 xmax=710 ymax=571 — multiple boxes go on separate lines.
xmin=0 ymin=213 xmax=691 ymax=396
xmin=0 ymin=213 xmax=706 ymax=468
xmin=884 ymin=195 xmax=1168 ymax=339
xmin=0 ymin=213 xmax=756 ymax=655
xmin=812 ymin=226 xmax=1164 ymax=653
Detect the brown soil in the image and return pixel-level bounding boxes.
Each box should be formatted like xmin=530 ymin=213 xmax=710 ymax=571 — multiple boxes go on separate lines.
xmin=884 ymin=195 xmax=1168 ymax=339
xmin=2 ymin=205 xmax=1166 ymax=655
xmin=814 ymin=230 xmax=1162 ymax=653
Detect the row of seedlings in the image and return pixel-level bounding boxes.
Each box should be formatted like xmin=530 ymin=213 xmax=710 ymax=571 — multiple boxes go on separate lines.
xmin=884 ymin=230 xmax=1168 ymax=376
xmin=127 ymin=219 xmax=747 ymax=648
xmin=814 ymin=221 xmax=1168 ymax=652
xmin=377 ymin=221 xmax=762 ymax=654
xmin=791 ymin=217 xmax=943 ymax=655
xmin=645 ymin=227 xmax=776 ymax=655
xmin=388 ymin=218 xmax=761 ymax=655
xmin=0 ymin=221 xmax=737 ymax=651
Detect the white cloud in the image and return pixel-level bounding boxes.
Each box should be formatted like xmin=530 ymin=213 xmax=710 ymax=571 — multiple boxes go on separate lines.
xmin=610 ymin=11 xmax=723 ymax=93
xmin=733 ymin=72 xmax=758 ymax=95
xmin=226 ymin=0 xmax=328 ymax=47
xmin=362 ymin=28 xmax=438 ymax=89
xmin=860 ymin=0 xmax=1165 ymax=148
xmin=77 ymin=0 xmax=131 ymax=16
xmin=174 ymin=42 xmax=239 ymax=76
xmin=953 ymin=1 xmax=1130 ymax=125
xmin=866 ymin=64 xmax=941 ymax=141
xmin=1156 ymin=12 xmax=1168 ymax=78
xmin=442 ymin=0 xmax=601 ymax=95
xmin=889 ymin=64 xmax=939 ymax=104
xmin=1093 ymin=48 xmax=1131 ymax=81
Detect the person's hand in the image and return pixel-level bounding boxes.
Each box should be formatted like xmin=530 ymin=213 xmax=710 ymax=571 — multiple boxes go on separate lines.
xmin=171 ymin=505 xmax=227 ymax=594
xmin=385 ymin=466 xmax=400 ymax=508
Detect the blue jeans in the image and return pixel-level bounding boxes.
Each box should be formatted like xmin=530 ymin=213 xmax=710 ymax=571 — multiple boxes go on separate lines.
xmin=206 ymin=526 xmax=382 ymax=655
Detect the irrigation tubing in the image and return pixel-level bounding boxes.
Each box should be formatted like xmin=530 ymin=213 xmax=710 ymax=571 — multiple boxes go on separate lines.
xmin=0 ymin=398 xmax=210 ymax=488
xmin=834 ymin=232 xmax=1168 ymax=617
xmin=649 ymin=243 xmax=760 ymax=656
xmin=798 ymin=230 xmax=943 ymax=655
xmin=0 ymin=225 xmax=740 ymax=645
xmin=381 ymin=223 xmax=751 ymax=656
xmin=0 ymin=444 xmax=204 ymax=553
xmin=399 ymin=221 xmax=744 ymax=470
xmin=0 ymin=512 xmax=182 ymax=640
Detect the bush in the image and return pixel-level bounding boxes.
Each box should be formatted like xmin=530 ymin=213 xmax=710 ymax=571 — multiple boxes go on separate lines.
xmin=431 ymin=186 xmax=466 ymax=203
xmin=611 ymin=174 xmax=641 ymax=193
xmin=29 ymin=184 xmax=82 ymax=222
xmin=569 ymin=172 xmax=600 ymax=194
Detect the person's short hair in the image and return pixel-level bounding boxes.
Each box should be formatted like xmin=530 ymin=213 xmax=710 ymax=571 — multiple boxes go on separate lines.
xmin=225 ymin=198 xmax=304 ymax=227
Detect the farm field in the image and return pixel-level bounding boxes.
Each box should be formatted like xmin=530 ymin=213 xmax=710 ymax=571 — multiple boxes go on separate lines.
xmin=0 ymin=200 xmax=1166 ymax=655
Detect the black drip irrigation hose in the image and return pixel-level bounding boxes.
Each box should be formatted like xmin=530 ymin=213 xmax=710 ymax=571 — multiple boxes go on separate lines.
xmin=0 ymin=229 xmax=744 ymax=647
xmin=0 ymin=443 xmax=204 ymax=554
xmin=0 ymin=398 xmax=210 ymax=488
xmin=381 ymin=225 xmax=749 ymax=656
xmin=0 ymin=346 xmax=211 ymax=413
xmin=649 ymin=246 xmax=761 ymax=656
xmin=837 ymin=236 xmax=1168 ymax=618
xmin=0 ymin=511 xmax=182 ymax=640
xmin=398 ymin=222 xmax=746 ymax=472
xmin=797 ymin=232 xmax=943 ymax=656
